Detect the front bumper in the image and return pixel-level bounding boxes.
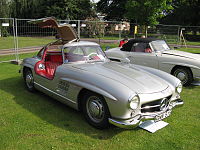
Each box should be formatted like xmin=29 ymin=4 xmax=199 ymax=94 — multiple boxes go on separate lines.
xmin=108 ymin=99 xmax=183 ymax=129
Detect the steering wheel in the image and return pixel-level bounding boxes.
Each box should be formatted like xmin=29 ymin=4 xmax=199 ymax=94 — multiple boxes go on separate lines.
xmin=87 ymin=53 xmax=98 ymax=60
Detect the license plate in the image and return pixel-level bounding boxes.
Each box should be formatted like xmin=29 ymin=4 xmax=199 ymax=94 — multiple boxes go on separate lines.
xmin=155 ymin=110 xmax=172 ymax=122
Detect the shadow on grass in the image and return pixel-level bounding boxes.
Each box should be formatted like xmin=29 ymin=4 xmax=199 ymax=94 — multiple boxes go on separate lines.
xmin=0 ymin=76 xmax=136 ymax=139
xmin=184 ymin=84 xmax=199 ymax=89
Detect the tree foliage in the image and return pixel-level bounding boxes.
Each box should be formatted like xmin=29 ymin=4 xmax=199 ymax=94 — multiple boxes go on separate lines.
xmin=9 ymin=0 xmax=95 ymax=20
xmin=0 ymin=0 xmax=10 ymax=18
xmin=97 ymin=0 xmax=128 ymax=21
xmin=41 ymin=0 xmax=95 ymax=20
xmin=125 ymin=0 xmax=173 ymax=26
xmin=160 ymin=0 xmax=200 ymax=26
xmin=10 ymin=0 xmax=45 ymax=19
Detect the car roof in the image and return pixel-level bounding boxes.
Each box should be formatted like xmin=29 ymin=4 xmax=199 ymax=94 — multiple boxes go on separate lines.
xmin=121 ymin=38 xmax=161 ymax=51
xmin=128 ymin=38 xmax=160 ymax=43
xmin=63 ymin=41 xmax=100 ymax=47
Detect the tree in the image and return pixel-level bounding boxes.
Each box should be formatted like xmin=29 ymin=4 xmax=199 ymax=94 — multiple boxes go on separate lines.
xmin=0 ymin=0 xmax=10 ymax=37
xmin=0 ymin=0 xmax=10 ymax=18
xmin=160 ymin=0 xmax=200 ymax=26
xmin=66 ymin=0 xmax=96 ymax=20
xmin=125 ymin=0 xmax=173 ymax=37
xmin=97 ymin=0 xmax=173 ymax=36
xmin=10 ymin=0 xmax=95 ymax=20
xmin=10 ymin=0 xmax=43 ymax=19
xmin=85 ymin=18 xmax=106 ymax=38
xmin=97 ymin=0 xmax=128 ymax=21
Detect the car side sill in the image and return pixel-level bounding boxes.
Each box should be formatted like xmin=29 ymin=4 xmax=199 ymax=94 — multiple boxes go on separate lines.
xmin=34 ymin=82 xmax=77 ymax=105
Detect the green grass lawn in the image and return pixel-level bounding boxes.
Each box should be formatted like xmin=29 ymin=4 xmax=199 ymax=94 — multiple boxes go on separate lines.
xmin=0 ymin=52 xmax=38 ymax=62
xmin=0 ymin=43 xmax=199 ymax=62
xmin=0 ymin=60 xmax=200 ymax=149
xmin=177 ymin=47 xmax=200 ymax=53
xmin=0 ymin=36 xmax=55 ymax=50
xmin=1 ymin=36 xmax=200 ymax=50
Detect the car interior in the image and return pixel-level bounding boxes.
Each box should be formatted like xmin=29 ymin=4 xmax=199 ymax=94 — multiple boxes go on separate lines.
xmin=34 ymin=44 xmax=63 ymax=80
xmin=131 ymin=42 xmax=152 ymax=53
xmin=34 ymin=44 xmax=103 ymax=80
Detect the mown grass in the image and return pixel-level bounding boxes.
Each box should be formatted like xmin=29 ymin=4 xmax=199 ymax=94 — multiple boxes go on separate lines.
xmin=0 ymin=36 xmax=55 ymax=50
xmin=0 ymin=56 xmax=200 ymax=149
xmin=0 ymin=53 xmax=38 ymax=62
xmin=0 ymin=43 xmax=199 ymax=63
xmin=177 ymin=47 xmax=200 ymax=53
xmin=1 ymin=36 xmax=200 ymax=50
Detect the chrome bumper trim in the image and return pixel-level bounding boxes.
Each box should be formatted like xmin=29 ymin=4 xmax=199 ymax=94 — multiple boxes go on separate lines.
xmin=109 ymin=99 xmax=184 ymax=129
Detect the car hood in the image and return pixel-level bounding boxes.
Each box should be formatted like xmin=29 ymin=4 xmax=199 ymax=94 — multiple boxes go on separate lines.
xmin=72 ymin=62 xmax=169 ymax=94
xmin=162 ymin=50 xmax=200 ymax=60
xmin=29 ymin=17 xmax=78 ymax=43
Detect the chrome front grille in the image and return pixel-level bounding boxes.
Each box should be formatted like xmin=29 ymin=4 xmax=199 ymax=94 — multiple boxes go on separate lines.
xmin=141 ymin=95 xmax=172 ymax=113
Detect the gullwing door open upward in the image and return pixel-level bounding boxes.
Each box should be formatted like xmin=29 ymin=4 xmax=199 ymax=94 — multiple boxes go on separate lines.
xmin=29 ymin=17 xmax=79 ymax=43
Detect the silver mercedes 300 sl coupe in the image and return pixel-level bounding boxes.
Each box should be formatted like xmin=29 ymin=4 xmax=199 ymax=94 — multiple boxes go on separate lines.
xmin=106 ymin=38 xmax=200 ymax=86
xmin=20 ymin=18 xmax=183 ymax=129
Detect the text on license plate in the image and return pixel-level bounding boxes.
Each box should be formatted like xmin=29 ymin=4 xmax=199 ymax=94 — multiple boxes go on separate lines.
xmin=155 ymin=110 xmax=172 ymax=122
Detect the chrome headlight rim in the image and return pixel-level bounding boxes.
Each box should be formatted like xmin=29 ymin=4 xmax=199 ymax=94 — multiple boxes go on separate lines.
xmin=129 ymin=94 xmax=140 ymax=110
xmin=176 ymin=82 xmax=182 ymax=94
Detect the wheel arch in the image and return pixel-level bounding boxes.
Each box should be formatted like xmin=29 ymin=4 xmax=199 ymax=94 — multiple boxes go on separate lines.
xmin=77 ymin=88 xmax=109 ymax=112
xmin=79 ymin=88 xmax=111 ymax=129
xmin=23 ymin=66 xmax=32 ymax=78
xmin=77 ymin=88 xmax=89 ymax=111
xmin=171 ymin=65 xmax=193 ymax=77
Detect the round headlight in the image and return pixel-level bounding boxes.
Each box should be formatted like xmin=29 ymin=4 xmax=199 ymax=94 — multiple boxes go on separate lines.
xmin=129 ymin=95 xmax=140 ymax=110
xmin=176 ymin=82 xmax=182 ymax=94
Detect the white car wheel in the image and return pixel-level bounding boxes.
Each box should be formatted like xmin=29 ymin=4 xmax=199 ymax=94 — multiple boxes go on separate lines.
xmin=24 ymin=69 xmax=35 ymax=92
xmin=173 ymin=67 xmax=193 ymax=86
xmin=82 ymin=91 xmax=110 ymax=129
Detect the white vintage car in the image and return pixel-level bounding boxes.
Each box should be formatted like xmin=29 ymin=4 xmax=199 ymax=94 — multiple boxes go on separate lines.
xmin=105 ymin=38 xmax=200 ymax=86
xmin=20 ymin=18 xmax=183 ymax=129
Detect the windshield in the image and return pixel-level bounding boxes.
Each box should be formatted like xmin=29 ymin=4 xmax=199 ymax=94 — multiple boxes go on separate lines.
xmin=150 ymin=40 xmax=170 ymax=51
xmin=63 ymin=45 xmax=107 ymax=63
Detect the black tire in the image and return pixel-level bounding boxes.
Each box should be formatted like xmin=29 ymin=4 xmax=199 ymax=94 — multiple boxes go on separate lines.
xmin=172 ymin=67 xmax=193 ymax=86
xmin=82 ymin=91 xmax=110 ymax=129
xmin=24 ymin=68 xmax=35 ymax=92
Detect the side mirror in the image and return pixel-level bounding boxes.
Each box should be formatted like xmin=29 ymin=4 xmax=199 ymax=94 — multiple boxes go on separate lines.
xmin=105 ymin=46 xmax=110 ymax=51
xmin=38 ymin=63 xmax=45 ymax=70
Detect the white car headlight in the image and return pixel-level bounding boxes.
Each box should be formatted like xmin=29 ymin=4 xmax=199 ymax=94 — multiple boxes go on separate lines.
xmin=176 ymin=82 xmax=182 ymax=94
xmin=129 ymin=95 xmax=140 ymax=110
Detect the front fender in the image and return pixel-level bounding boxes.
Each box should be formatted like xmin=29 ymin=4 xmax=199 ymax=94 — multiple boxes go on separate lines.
xmin=134 ymin=64 xmax=180 ymax=88
xmin=162 ymin=62 xmax=200 ymax=70
xmin=60 ymin=77 xmax=117 ymax=101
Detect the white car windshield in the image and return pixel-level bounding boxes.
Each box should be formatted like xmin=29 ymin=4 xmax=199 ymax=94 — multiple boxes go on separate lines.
xmin=63 ymin=45 xmax=107 ymax=63
xmin=150 ymin=40 xmax=170 ymax=51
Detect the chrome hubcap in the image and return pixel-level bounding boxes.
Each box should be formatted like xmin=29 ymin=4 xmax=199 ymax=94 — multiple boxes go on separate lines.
xmin=26 ymin=72 xmax=33 ymax=88
xmin=87 ymin=96 xmax=104 ymax=123
xmin=177 ymin=72 xmax=186 ymax=81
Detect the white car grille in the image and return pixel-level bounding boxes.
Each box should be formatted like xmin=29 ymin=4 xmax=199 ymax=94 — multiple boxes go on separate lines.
xmin=141 ymin=95 xmax=172 ymax=113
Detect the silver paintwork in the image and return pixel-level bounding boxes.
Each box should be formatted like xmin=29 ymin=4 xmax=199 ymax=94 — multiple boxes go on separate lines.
xmin=20 ymin=40 xmax=183 ymax=129
xmin=105 ymin=40 xmax=200 ymax=83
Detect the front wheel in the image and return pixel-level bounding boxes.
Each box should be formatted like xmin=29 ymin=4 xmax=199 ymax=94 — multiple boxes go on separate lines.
xmin=172 ymin=67 xmax=193 ymax=86
xmin=82 ymin=91 xmax=110 ymax=129
xmin=24 ymin=69 xmax=35 ymax=92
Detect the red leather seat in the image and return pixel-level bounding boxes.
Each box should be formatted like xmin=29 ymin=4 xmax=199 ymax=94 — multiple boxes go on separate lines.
xmin=45 ymin=62 xmax=62 ymax=79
